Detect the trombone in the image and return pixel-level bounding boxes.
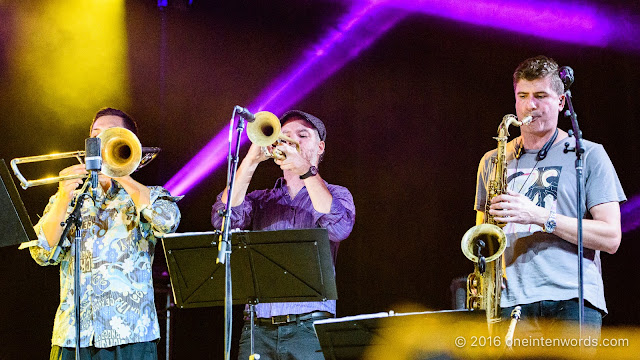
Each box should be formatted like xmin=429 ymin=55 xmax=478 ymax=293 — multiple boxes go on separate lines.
xmin=246 ymin=111 xmax=300 ymax=161
xmin=11 ymin=127 xmax=160 ymax=189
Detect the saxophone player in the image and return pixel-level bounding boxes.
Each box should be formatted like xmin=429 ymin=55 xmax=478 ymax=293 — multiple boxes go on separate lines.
xmin=474 ymin=56 xmax=625 ymax=338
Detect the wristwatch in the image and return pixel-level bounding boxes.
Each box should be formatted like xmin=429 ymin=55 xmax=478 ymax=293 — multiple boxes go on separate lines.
xmin=543 ymin=209 xmax=557 ymax=233
xmin=299 ymin=166 xmax=318 ymax=180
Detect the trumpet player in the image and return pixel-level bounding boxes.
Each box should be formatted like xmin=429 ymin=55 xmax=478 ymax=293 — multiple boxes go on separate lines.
xmin=474 ymin=56 xmax=625 ymax=338
xmin=28 ymin=108 xmax=181 ymax=360
xmin=211 ymin=110 xmax=355 ymax=360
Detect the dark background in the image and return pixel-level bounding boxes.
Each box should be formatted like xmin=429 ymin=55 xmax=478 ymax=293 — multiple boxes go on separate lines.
xmin=1 ymin=0 xmax=639 ymax=359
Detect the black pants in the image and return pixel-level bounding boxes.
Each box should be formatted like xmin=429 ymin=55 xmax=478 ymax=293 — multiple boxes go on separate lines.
xmin=238 ymin=320 xmax=325 ymax=360
xmin=50 ymin=341 xmax=158 ymax=360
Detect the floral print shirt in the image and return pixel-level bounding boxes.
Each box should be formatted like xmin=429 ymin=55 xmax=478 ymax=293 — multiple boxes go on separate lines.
xmin=29 ymin=181 xmax=181 ymax=348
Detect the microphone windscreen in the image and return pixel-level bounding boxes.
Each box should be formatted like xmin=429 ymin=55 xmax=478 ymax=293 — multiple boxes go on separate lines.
xmin=85 ymin=137 xmax=102 ymax=171
xmin=559 ymin=66 xmax=574 ymax=92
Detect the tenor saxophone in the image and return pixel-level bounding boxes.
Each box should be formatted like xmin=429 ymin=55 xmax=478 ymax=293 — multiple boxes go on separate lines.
xmin=461 ymin=114 xmax=531 ymax=333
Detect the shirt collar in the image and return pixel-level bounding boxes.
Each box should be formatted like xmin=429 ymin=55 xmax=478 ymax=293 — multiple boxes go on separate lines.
xmin=105 ymin=179 xmax=122 ymax=199
xmin=274 ymin=177 xmax=286 ymax=189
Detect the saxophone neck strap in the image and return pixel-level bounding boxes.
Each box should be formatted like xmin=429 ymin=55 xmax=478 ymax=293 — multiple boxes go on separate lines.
xmin=515 ymin=128 xmax=559 ymax=161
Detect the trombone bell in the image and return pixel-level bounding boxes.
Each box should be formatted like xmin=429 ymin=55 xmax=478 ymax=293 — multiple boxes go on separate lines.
xmin=10 ymin=127 xmax=159 ymax=189
xmin=99 ymin=127 xmax=142 ymax=178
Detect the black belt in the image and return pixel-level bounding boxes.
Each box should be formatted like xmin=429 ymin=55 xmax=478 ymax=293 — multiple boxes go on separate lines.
xmin=253 ymin=311 xmax=333 ymax=326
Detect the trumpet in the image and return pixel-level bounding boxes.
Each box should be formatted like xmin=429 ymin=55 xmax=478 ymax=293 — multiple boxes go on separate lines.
xmin=246 ymin=111 xmax=300 ymax=161
xmin=10 ymin=127 xmax=160 ymax=189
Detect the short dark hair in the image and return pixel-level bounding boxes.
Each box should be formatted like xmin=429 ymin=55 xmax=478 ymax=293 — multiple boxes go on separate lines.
xmin=513 ymin=55 xmax=564 ymax=95
xmin=90 ymin=107 xmax=139 ymax=136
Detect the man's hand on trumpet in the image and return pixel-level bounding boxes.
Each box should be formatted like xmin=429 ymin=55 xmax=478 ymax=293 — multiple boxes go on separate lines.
xmin=246 ymin=143 xmax=270 ymax=165
xmin=274 ymin=142 xmax=310 ymax=177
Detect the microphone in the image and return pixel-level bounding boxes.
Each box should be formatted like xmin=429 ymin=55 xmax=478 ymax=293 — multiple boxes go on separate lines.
xmin=559 ymin=66 xmax=574 ymax=92
xmin=234 ymin=106 xmax=255 ymax=122
xmin=85 ymin=137 xmax=102 ymax=190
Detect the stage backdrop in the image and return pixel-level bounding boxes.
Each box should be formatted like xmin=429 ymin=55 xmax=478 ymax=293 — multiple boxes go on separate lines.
xmin=1 ymin=1 xmax=638 ymax=359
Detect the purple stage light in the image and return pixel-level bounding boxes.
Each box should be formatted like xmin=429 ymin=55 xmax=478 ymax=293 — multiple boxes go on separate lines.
xmin=164 ymin=3 xmax=407 ymax=196
xmin=622 ymin=195 xmax=640 ymax=234
xmin=165 ymin=0 xmax=638 ymax=196
xmin=377 ymin=0 xmax=616 ymax=47
xmin=163 ymin=129 xmax=232 ymax=196
xmin=252 ymin=3 xmax=406 ymax=114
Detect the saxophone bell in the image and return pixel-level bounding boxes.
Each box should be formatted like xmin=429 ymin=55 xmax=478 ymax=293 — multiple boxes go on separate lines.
xmin=461 ymin=223 xmax=507 ymax=266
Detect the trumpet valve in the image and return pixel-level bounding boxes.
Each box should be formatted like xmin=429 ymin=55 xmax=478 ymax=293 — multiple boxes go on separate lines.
xmin=271 ymin=148 xmax=286 ymax=161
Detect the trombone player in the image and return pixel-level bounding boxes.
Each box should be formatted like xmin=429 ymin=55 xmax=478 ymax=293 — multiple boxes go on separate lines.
xmin=211 ymin=110 xmax=355 ymax=360
xmin=26 ymin=108 xmax=181 ymax=360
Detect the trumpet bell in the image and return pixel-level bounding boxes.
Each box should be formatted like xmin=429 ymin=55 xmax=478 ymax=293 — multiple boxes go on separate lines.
xmin=246 ymin=111 xmax=282 ymax=147
xmin=461 ymin=223 xmax=507 ymax=263
xmin=246 ymin=111 xmax=300 ymax=160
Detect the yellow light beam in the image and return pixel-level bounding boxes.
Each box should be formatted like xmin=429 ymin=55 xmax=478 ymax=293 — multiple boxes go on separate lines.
xmin=10 ymin=0 xmax=129 ymax=122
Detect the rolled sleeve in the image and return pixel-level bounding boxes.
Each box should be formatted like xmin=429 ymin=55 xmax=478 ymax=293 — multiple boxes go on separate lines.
xmin=211 ymin=191 xmax=254 ymax=230
xmin=139 ymin=186 xmax=182 ymax=241
xmin=312 ymin=186 xmax=355 ymax=242
xmin=29 ymin=227 xmax=65 ymax=265
xmin=29 ymin=194 xmax=73 ymax=265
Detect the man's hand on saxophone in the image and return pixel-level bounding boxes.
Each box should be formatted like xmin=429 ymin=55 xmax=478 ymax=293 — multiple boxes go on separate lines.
xmin=489 ymin=190 xmax=549 ymax=227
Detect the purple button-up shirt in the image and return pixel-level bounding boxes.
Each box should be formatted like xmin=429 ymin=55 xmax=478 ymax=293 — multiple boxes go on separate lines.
xmin=211 ymin=177 xmax=355 ymax=318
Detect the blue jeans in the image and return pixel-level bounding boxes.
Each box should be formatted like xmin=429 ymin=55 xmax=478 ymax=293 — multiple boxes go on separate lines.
xmin=238 ymin=320 xmax=325 ymax=360
xmin=500 ymin=299 xmax=603 ymax=340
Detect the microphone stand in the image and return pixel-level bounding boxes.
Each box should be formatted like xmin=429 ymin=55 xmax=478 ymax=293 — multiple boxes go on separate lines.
xmin=216 ymin=106 xmax=250 ymax=360
xmin=58 ymin=178 xmax=96 ymax=359
xmin=562 ymin=89 xmax=586 ymax=336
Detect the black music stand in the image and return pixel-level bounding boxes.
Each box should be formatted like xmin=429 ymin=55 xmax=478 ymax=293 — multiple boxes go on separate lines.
xmin=161 ymin=228 xmax=337 ymax=308
xmin=313 ymin=309 xmax=484 ymax=360
xmin=0 ymin=159 xmax=37 ymax=248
